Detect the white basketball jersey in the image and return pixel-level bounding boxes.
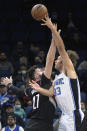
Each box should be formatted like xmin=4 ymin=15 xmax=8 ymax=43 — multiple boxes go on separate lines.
xmin=53 ymin=73 xmax=81 ymax=113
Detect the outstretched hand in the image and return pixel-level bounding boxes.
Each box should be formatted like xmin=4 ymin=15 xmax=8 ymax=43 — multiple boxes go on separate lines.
xmin=41 ymin=15 xmax=61 ymax=35
xmin=1 ymin=76 xmax=13 ymax=86
xmin=41 ymin=15 xmax=55 ymax=30
xmin=29 ymin=80 xmax=41 ymax=92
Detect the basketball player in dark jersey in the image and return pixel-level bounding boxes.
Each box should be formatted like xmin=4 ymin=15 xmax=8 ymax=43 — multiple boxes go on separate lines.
xmin=1 ymin=32 xmax=60 ymax=131
xmin=2 ymin=66 xmax=56 ymax=131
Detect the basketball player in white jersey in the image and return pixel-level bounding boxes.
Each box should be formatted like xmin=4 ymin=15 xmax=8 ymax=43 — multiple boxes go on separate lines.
xmin=29 ymin=16 xmax=84 ymax=131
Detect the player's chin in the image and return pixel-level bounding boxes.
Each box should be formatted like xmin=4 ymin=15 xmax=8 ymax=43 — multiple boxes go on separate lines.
xmin=55 ymin=64 xmax=60 ymax=71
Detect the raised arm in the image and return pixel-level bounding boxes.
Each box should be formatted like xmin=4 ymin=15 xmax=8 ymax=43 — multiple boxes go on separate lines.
xmin=42 ymin=16 xmax=77 ymax=78
xmin=44 ymin=23 xmax=61 ymax=79
xmin=44 ymin=37 xmax=56 ymax=79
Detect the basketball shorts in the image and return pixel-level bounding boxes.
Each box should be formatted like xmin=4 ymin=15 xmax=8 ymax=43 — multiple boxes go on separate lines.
xmin=58 ymin=110 xmax=84 ymax=131
xmin=24 ymin=119 xmax=53 ymax=131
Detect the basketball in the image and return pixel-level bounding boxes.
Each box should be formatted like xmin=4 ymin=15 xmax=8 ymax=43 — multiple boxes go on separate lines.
xmin=31 ymin=4 xmax=48 ymax=21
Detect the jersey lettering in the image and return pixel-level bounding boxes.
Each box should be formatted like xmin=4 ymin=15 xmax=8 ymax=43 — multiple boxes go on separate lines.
xmin=33 ymin=94 xmax=39 ymax=109
xmin=54 ymin=87 xmax=61 ymax=96
xmin=54 ymin=78 xmax=64 ymax=86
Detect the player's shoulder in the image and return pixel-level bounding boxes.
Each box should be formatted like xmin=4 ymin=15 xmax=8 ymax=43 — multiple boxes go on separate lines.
xmin=41 ymin=73 xmax=52 ymax=88
xmin=25 ymin=86 xmax=38 ymax=97
xmin=41 ymin=73 xmax=51 ymax=81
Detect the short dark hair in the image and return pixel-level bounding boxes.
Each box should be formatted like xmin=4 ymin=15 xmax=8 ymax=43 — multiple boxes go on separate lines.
xmin=26 ymin=65 xmax=38 ymax=82
xmin=6 ymin=104 xmax=13 ymax=109
xmin=7 ymin=113 xmax=16 ymax=120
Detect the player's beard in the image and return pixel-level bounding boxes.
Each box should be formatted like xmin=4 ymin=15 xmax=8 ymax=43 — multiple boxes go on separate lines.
xmin=35 ymin=74 xmax=42 ymax=82
xmin=9 ymin=123 xmax=15 ymax=128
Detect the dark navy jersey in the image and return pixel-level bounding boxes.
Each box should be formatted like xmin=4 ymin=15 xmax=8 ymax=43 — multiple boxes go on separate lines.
xmin=26 ymin=74 xmax=56 ymax=123
xmin=8 ymin=74 xmax=56 ymax=124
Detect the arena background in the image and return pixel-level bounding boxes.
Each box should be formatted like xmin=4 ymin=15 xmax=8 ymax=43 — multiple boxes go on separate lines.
xmin=0 ymin=0 xmax=87 ymax=129
xmin=0 ymin=0 xmax=87 ymax=59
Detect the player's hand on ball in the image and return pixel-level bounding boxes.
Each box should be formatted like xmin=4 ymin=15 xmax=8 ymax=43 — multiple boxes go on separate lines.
xmin=41 ymin=15 xmax=53 ymax=29
xmin=41 ymin=15 xmax=58 ymax=31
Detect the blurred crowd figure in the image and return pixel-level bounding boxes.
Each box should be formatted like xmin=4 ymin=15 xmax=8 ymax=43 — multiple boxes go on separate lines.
xmin=2 ymin=113 xmax=24 ymax=131
xmin=0 ymin=52 xmax=14 ymax=77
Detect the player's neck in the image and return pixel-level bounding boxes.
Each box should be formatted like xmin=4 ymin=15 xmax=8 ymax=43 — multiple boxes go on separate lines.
xmin=58 ymin=66 xmax=65 ymax=74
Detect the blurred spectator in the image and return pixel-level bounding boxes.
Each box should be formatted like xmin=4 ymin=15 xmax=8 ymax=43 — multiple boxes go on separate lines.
xmin=78 ymin=60 xmax=87 ymax=70
xmin=29 ymin=43 xmax=40 ymax=65
xmin=13 ymin=41 xmax=28 ymax=58
xmin=34 ymin=56 xmax=44 ymax=67
xmin=67 ymin=50 xmax=79 ymax=68
xmin=0 ymin=83 xmax=17 ymax=110
xmin=77 ymin=60 xmax=87 ymax=93
xmin=1 ymin=105 xmax=25 ymax=128
xmin=67 ymin=12 xmax=76 ymax=29
xmin=19 ymin=56 xmax=31 ymax=71
xmin=11 ymin=41 xmax=28 ymax=69
xmin=38 ymin=51 xmax=45 ymax=62
xmin=17 ymin=64 xmax=27 ymax=81
xmin=7 ymin=90 xmax=17 ymax=107
xmin=0 ymin=84 xmax=9 ymax=108
xmin=14 ymin=99 xmax=26 ymax=120
xmin=29 ymin=43 xmax=40 ymax=56
xmin=0 ymin=52 xmax=14 ymax=77
xmin=34 ymin=50 xmax=45 ymax=67
xmin=2 ymin=113 xmax=24 ymax=131
xmin=14 ymin=64 xmax=27 ymax=88
xmin=19 ymin=56 xmax=28 ymax=67
xmin=65 ymin=12 xmax=87 ymax=50
xmin=0 ymin=84 xmax=16 ymax=129
xmin=25 ymin=99 xmax=32 ymax=126
xmin=25 ymin=99 xmax=32 ymax=117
